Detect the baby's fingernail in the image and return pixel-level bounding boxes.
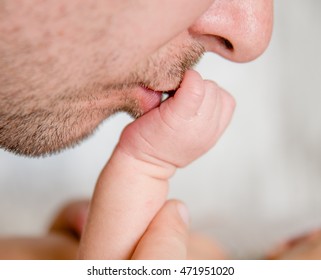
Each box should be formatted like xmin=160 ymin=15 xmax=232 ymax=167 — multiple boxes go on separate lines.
xmin=177 ymin=202 xmax=190 ymax=226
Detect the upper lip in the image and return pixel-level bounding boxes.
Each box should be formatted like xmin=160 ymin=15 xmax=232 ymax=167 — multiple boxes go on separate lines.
xmin=140 ymin=85 xmax=176 ymax=93
xmin=144 ymin=75 xmax=183 ymax=91
xmin=140 ymin=83 xmax=180 ymax=94
xmin=139 ymin=73 xmax=184 ymax=93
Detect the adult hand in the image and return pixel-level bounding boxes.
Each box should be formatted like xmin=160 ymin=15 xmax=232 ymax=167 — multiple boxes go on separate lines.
xmin=129 ymin=200 xmax=225 ymax=260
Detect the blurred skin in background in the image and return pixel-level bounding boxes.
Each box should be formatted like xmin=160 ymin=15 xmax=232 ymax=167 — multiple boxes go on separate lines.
xmin=1 ymin=0 xmax=313 ymax=260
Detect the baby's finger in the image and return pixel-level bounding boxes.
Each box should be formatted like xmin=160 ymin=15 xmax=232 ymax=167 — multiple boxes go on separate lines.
xmin=164 ymin=70 xmax=205 ymax=120
xmin=132 ymin=200 xmax=189 ymax=260
xmin=186 ymin=80 xmax=234 ymax=153
xmin=197 ymin=80 xmax=235 ymax=137
xmin=210 ymin=86 xmax=236 ymax=141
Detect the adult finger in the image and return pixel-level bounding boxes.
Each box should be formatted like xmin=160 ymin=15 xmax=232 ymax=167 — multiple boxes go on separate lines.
xmin=187 ymin=232 xmax=227 ymax=260
xmin=132 ymin=200 xmax=189 ymax=259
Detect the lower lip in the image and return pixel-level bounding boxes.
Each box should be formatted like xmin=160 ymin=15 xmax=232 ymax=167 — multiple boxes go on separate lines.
xmin=138 ymin=86 xmax=163 ymax=114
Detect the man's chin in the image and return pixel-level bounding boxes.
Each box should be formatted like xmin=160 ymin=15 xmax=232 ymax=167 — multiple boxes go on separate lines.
xmin=0 ymin=105 xmax=143 ymax=158
xmin=0 ymin=113 xmax=102 ymax=158
xmin=0 ymin=128 xmax=96 ymax=158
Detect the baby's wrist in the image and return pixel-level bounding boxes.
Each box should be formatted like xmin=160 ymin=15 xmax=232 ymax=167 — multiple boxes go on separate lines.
xmin=113 ymin=144 xmax=177 ymax=181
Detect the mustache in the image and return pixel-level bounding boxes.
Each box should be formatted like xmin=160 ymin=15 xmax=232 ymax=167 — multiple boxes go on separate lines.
xmin=111 ymin=41 xmax=206 ymax=92
xmin=168 ymin=42 xmax=205 ymax=80
xmin=143 ymin=42 xmax=205 ymax=91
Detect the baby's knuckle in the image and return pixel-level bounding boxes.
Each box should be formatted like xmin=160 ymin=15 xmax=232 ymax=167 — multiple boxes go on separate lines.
xmin=204 ymin=79 xmax=218 ymax=87
xmin=223 ymin=91 xmax=236 ymax=111
xmin=203 ymin=80 xmax=218 ymax=93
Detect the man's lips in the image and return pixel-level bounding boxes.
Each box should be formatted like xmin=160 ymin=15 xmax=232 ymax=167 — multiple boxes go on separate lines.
xmin=137 ymin=86 xmax=163 ymax=114
xmin=137 ymin=85 xmax=176 ymax=114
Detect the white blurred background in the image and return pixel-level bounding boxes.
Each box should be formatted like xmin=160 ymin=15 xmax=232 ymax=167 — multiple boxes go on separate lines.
xmin=1 ymin=0 xmax=321 ymax=259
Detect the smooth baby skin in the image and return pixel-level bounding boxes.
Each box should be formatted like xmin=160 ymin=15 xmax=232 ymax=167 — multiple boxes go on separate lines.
xmin=79 ymin=70 xmax=235 ymax=259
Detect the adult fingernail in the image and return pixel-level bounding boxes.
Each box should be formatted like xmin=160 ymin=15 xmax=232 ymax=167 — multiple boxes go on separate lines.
xmin=177 ymin=202 xmax=189 ymax=226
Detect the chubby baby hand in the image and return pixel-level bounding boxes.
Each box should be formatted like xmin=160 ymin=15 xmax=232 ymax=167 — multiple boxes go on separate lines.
xmin=118 ymin=70 xmax=235 ymax=174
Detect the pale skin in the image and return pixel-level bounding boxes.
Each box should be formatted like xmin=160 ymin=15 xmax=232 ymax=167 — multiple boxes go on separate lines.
xmin=79 ymin=70 xmax=235 ymax=259
xmin=2 ymin=0 xmax=316 ymax=260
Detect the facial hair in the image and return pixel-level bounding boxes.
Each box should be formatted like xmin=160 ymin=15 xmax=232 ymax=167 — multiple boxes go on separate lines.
xmin=0 ymin=41 xmax=205 ymax=157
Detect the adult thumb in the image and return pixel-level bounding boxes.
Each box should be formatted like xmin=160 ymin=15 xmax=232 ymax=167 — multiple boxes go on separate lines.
xmin=132 ymin=200 xmax=189 ymax=260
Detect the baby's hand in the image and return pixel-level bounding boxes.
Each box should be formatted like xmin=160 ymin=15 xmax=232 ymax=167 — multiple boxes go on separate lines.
xmin=79 ymin=70 xmax=235 ymax=259
xmin=118 ymin=70 xmax=235 ymax=175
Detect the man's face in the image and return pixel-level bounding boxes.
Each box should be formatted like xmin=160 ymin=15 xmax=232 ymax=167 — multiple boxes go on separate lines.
xmin=0 ymin=0 xmax=273 ymax=156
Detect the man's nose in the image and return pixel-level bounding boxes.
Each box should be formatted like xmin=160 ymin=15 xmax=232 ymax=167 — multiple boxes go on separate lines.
xmin=189 ymin=0 xmax=273 ymax=62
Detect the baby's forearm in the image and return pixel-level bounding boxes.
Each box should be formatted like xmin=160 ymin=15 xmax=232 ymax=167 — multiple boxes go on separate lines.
xmin=79 ymin=146 xmax=175 ymax=259
xmin=79 ymin=70 xmax=235 ymax=259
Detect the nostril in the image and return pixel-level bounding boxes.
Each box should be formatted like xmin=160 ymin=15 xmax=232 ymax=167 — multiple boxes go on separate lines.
xmin=214 ymin=36 xmax=234 ymax=51
xmin=221 ymin=37 xmax=234 ymax=51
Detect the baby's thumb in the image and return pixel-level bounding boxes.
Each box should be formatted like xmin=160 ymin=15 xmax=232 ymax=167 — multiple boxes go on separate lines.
xmin=165 ymin=70 xmax=205 ymax=120
xmin=132 ymin=200 xmax=189 ymax=259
